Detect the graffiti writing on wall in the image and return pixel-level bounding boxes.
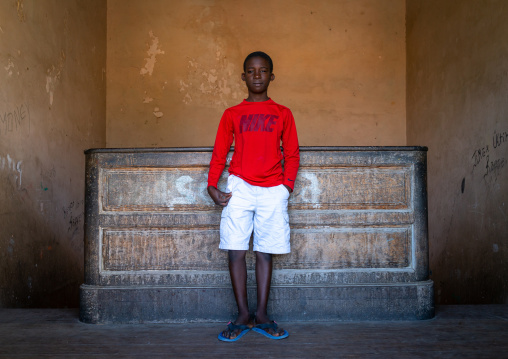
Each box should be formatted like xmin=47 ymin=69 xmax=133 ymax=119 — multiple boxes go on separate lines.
xmin=471 ymin=129 xmax=507 ymax=181
xmin=0 ymin=154 xmax=22 ymax=187
xmin=483 ymin=157 xmax=507 ymax=179
xmin=1 ymin=103 xmax=30 ymax=136
xmin=471 ymin=146 xmax=489 ymax=170
xmin=63 ymin=200 xmax=84 ymax=237
xmin=492 ymin=130 xmax=508 ymax=149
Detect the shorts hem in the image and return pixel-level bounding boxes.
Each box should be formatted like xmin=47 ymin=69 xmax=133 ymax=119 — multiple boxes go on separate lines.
xmin=253 ymin=247 xmax=291 ymax=254
xmin=219 ymin=245 xmax=250 ymax=251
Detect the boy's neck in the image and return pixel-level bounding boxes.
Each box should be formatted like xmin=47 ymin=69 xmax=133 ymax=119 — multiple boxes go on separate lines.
xmin=245 ymin=93 xmax=270 ymax=102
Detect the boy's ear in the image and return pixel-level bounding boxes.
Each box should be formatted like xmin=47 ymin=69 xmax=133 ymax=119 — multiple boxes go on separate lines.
xmin=270 ymin=73 xmax=275 ymax=81
xmin=241 ymin=73 xmax=246 ymax=81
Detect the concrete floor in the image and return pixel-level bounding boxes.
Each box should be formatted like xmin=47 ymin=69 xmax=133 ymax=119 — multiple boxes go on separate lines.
xmin=0 ymin=305 xmax=507 ymax=358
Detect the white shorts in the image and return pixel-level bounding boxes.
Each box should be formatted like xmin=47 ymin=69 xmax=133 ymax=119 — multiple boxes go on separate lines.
xmin=219 ymin=175 xmax=291 ymax=254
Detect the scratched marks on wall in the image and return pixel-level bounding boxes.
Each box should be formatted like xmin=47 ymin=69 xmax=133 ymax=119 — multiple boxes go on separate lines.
xmin=1 ymin=103 xmax=30 ymax=136
xmin=471 ymin=129 xmax=508 ymax=181
xmin=0 ymin=154 xmax=22 ymax=187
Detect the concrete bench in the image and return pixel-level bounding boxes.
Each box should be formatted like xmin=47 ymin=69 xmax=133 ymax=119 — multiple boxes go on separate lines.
xmin=80 ymin=147 xmax=433 ymax=323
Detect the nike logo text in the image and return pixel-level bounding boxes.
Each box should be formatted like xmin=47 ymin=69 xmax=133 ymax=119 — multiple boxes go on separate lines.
xmin=239 ymin=114 xmax=278 ymax=133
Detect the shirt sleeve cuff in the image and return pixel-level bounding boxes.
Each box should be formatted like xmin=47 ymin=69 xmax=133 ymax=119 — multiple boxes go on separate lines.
xmin=283 ymin=179 xmax=295 ymax=192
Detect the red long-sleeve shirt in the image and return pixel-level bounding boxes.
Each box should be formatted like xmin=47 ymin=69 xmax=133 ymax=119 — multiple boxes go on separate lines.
xmin=208 ymin=99 xmax=300 ymax=191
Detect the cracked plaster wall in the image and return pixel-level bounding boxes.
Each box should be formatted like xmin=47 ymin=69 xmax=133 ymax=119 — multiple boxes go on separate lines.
xmin=106 ymin=0 xmax=406 ymax=147
xmin=5 ymin=0 xmax=505 ymax=308
xmin=0 ymin=0 xmax=106 ymax=307
xmin=407 ymin=0 xmax=508 ymax=304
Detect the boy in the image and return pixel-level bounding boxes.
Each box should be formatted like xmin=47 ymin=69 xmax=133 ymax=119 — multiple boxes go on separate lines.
xmin=207 ymin=51 xmax=300 ymax=341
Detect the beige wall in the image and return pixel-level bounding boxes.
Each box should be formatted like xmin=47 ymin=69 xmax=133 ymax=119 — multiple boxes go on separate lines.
xmin=106 ymin=0 xmax=406 ymax=148
xmin=407 ymin=0 xmax=508 ymax=303
xmin=0 ymin=0 xmax=106 ymax=307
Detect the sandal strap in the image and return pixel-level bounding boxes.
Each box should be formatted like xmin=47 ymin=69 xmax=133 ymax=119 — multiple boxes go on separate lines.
xmin=227 ymin=322 xmax=251 ymax=331
xmin=255 ymin=321 xmax=278 ymax=330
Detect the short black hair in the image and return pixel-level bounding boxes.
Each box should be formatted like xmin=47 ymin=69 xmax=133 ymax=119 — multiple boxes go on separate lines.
xmin=243 ymin=51 xmax=273 ymax=73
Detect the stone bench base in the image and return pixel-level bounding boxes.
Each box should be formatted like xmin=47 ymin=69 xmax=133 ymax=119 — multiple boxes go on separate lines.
xmin=81 ymin=147 xmax=433 ymax=324
xmin=80 ymin=280 xmax=434 ymax=323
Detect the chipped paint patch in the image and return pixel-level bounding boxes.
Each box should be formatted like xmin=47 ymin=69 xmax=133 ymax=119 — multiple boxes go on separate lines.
xmin=45 ymin=76 xmax=55 ymax=105
xmin=45 ymin=51 xmax=66 ymax=106
xmin=153 ymin=107 xmax=163 ymax=118
xmin=179 ymin=48 xmax=244 ymax=108
xmin=16 ymin=0 xmax=26 ymax=22
xmin=140 ymin=31 xmax=165 ymax=76
xmin=180 ymin=80 xmax=189 ymax=92
xmin=143 ymin=96 xmax=153 ymax=103
xmin=4 ymin=59 xmax=14 ymax=76
xmin=183 ymin=93 xmax=192 ymax=105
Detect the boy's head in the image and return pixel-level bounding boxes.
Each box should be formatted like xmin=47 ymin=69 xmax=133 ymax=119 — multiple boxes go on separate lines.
xmin=243 ymin=51 xmax=273 ymax=73
xmin=242 ymin=51 xmax=275 ymax=100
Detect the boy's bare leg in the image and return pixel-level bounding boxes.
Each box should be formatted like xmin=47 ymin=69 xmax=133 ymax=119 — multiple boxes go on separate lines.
xmin=221 ymin=250 xmax=251 ymax=339
xmin=255 ymin=251 xmax=285 ymax=336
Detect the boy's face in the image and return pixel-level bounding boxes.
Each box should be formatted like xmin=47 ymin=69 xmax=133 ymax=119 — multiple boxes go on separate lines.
xmin=241 ymin=57 xmax=275 ymax=95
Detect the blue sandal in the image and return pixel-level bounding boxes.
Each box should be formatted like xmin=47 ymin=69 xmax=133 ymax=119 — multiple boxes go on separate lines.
xmin=252 ymin=321 xmax=289 ymax=340
xmin=218 ymin=321 xmax=251 ymax=342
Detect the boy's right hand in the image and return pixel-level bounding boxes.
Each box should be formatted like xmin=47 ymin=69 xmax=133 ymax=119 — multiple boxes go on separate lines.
xmin=207 ymin=186 xmax=232 ymax=206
